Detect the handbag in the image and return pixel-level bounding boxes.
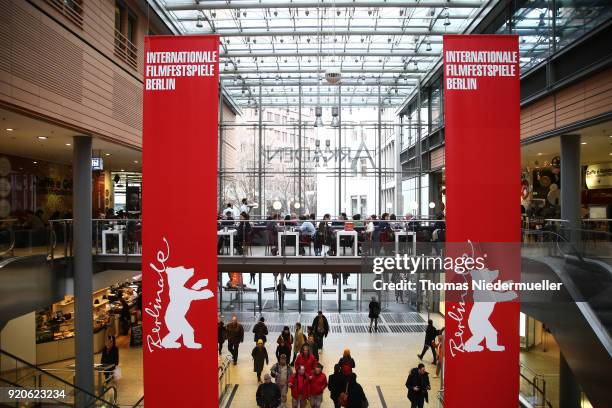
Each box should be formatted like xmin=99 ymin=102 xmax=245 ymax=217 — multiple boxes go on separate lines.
xmin=337 ymin=382 xmax=349 ymax=407
xmin=112 ymin=366 xmax=122 ymax=380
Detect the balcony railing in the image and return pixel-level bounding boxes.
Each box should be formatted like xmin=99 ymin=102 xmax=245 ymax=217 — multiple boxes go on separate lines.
xmin=114 ymin=29 xmax=138 ymax=70
xmin=44 ymin=0 xmax=83 ymax=28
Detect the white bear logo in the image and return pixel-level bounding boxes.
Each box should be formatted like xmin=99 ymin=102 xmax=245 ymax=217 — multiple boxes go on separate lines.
xmin=464 ymin=268 xmax=517 ymax=352
xmin=160 ymin=266 xmax=214 ymax=349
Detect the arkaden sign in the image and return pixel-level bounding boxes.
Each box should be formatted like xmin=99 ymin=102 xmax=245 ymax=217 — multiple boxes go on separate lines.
xmin=142 ymin=35 xmax=219 ymax=407
xmin=443 ymin=35 xmax=521 ymax=407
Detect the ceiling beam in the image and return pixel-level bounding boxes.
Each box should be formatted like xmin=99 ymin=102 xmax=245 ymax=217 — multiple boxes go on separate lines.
xmin=222 ymin=80 xmax=416 ymax=86
xmin=189 ymin=29 xmax=460 ymax=37
xmin=166 ymin=1 xmax=484 ymax=11
xmin=221 ymin=50 xmax=438 ymax=58
xmin=221 ymin=68 xmax=424 ymax=74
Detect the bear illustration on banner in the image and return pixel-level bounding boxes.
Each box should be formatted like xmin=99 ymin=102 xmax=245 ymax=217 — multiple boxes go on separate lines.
xmin=464 ymin=268 xmax=518 ymax=353
xmin=160 ymin=266 xmax=214 ymax=349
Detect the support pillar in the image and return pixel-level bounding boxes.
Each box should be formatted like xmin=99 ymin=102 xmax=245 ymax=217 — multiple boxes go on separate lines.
xmin=377 ymin=84 xmax=382 ymax=214
xmin=258 ymin=86 xmax=264 ymax=217
xmin=73 ymin=136 xmax=93 ymax=403
xmin=560 ymin=135 xmax=581 ymax=243
xmin=559 ymin=352 xmax=581 ymax=408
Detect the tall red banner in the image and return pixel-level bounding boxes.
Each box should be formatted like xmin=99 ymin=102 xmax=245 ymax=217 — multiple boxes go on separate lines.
xmin=443 ymin=35 xmax=520 ymax=406
xmin=142 ymin=35 xmax=219 ymax=407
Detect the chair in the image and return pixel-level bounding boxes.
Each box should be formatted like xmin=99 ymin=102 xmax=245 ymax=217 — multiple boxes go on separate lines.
xmin=299 ymin=235 xmax=312 ymax=255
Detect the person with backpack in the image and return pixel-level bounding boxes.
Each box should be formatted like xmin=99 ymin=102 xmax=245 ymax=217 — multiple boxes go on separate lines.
xmin=406 ymin=363 xmax=430 ymax=408
xmin=278 ymin=326 xmax=293 ymax=351
xmin=256 ymin=373 xmax=281 ymax=408
xmin=253 ymin=316 xmax=269 ymax=344
xmin=270 ymin=354 xmax=292 ymax=407
xmin=292 ymin=323 xmax=305 ymax=365
xmin=309 ymin=363 xmax=328 ymax=408
xmin=288 ymin=365 xmax=310 ymax=408
xmin=328 ymin=364 xmax=345 ymax=408
xmin=294 ymin=344 xmax=317 ymax=378
xmin=252 ymin=339 xmax=269 ymax=383
xmin=368 ymin=296 xmax=381 ymax=333
xmin=311 ymin=311 xmax=330 ymax=350
xmin=338 ymin=348 xmax=356 ymax=372
xmin=417 ymin=320 xmax=438 ymax=364
xmin=218 ymin=319 xmax=226 ymax=355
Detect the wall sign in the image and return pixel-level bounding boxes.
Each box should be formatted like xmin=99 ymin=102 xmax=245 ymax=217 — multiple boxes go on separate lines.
xmin=585 ymin=163 xmax=612 ymax=189
xmin=443 ymin=35 xmax=520 ymax=407
xmin=142 ymin=35 xmax=219 ymax=407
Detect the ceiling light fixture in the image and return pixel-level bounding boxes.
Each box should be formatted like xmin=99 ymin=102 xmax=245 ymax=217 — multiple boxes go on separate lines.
xmin=65 ymin=143 xmax=71 ymax=146
xmin=105 ymin=153 xmax=111 ymax=156
xmin=581 ymin=142 xmax=587 ymax=145
xmin=37 ymin=136 xmax=48 ymax=140
xmin=196 ymin=16 xmax=203 ymax=28
xmin=5 ymin=128 xmax=13 ymax=131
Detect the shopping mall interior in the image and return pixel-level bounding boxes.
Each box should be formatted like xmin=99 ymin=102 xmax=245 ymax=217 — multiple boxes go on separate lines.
xmin=0 ymin=0 xmax=611 ymax=407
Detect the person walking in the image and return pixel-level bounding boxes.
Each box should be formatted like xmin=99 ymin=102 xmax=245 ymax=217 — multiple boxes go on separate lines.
xmin=292 ymin=323 xmax=305 ymax=365
xmin=307 ymin=334 xmax=319 ymax=361
xmin=100 ymin=335 xmax=119 ymax=382
xmin=226 ymin=315 xmax=244 ymax=365
xmin=250 ymin=272 xmax=257 ymax=285
xmin=288 ymin=365 xmax=310 ymax=408
xmin=338 ymin=348 xmax=356 ymax=373
xmin=252 ymin=339 xmax=269 ymax=383
xmin=278 ymin=326 xmax=293 ymax=352
xmin=311 ymin=311 xmax=329 ymax=350
xmin=328 ymin=364 xmax=345 ymax=408
xmin=433 ymin=330 xmax=444 ymax=378
xmin=406 ymin=363 xmax=430 ymax=408
xmin=368 ymin=296 xmax=381 ymax=333
xmin=276 ymin=338 xmax=292 ymax=363
xmin=309 ymin=363 xmax=328 ymax=408
xmin=256 ymin=373 xmax=281 ymax=408
xmin=294 ymin=344 xmax=317 ymax=378
xmin=417 ymin=320 xmax=438 ymax=364
xmin=253 ymin=316 xmax=269 ymax=344
xmin=277 ymin=280 xmax=287 ymax=310
xmin=218 ymin=319 xmax=226 ymax=355
xmin=271 ymin=354 xmax=292 ymax=407
xmin=342 ymin=373 xmax=368 ymax=408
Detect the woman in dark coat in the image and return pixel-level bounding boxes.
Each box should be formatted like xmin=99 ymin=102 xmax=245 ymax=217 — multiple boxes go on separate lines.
xmin=368 ymin=296 xmax=381 ymax=333
xmin=100 ymin=335 xmax=119 ymax=381
xmin=252 ymin=339 xmax=269 ymax=383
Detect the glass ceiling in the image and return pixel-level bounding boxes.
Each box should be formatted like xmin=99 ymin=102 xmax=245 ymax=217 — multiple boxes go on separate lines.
xmin=150 ymin=0 xmax=612 ymax=109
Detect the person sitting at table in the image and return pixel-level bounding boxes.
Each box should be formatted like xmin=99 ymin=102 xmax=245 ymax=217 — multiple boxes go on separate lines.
xmin=331 ymin=213 xmax=347 ymax=227
xmin=404 ymin=214 xmax=421 ymax=231
xmin=374 ymin=213 xmax=392 ymax=255
xmin=314 ymin=214 xmax=331 ymax=256
xmin=298 ymin=215 xmax=316 ymax=255
xmin=235 ymin=212 xmax=252 ymax=255
xmin=218 ymin=215 xmax=236 ymax=254
xmin=267 ymin=213 xmax=281 ymax=255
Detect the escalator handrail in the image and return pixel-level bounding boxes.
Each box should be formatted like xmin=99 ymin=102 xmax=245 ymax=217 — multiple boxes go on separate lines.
xmin=519 ymin=372 xmax=553 ymax=408
xmin=0 ymin=348 xmax=118 ymax=407
xmin=522 ymin=228 xmax=585 ymax=262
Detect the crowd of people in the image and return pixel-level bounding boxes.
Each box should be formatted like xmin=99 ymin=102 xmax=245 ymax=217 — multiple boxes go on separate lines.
xmin=218 ymin=312 xmax=444 ymax=408
xmin=218 ymin=198 xmax=446 ymax=257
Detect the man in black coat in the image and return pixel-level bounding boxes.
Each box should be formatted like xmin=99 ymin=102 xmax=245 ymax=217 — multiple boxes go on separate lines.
xmin=311 ymin=311 xmax=330 ymax=350
xmin=417 ymin=319 xmax=438 ymax=364
xmin=345 ymin=373 xmax=368 ymax=408
xmin=256 ymin=374 xmax=281 ymax=408
xmin=406 ymin=363 xmax=430 ymax=408
xmin=253 ymin=316 xmax=269 ymax=344
xmin=328 ymin=364 xmax=346 ymax=408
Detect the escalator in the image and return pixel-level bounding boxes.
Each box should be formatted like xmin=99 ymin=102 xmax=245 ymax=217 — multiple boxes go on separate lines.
xmin=521 ymin=252 xmax=612 ymax=407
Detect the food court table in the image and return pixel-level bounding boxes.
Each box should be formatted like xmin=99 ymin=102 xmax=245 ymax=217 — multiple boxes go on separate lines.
xmin=395 ymin=230 xmax=416 ymax=255
xmin=102 ymin=229 xmax=125 ymax=255
xmin=217 ymin=229 xmax=237 ymax=255
xmin=336 ymin=230 xmax=358 ymax=256
xmin=278 ymin=231 xmax=299 ymax=256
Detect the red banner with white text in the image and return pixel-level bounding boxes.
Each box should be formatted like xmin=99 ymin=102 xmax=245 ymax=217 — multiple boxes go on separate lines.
xmin=443 ymin=35 xmax=520 ymax=407
xmin=142 ymin=35 xmax=219 ymax=407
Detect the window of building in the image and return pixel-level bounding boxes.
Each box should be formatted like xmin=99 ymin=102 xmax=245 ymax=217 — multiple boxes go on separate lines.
xmin=360 ymin=158 xmax=367 ymax=177
xmin=45 ymin=0 xmax=83 ymax=28
xmin=114 ymin=1 xmax=138 ymax=70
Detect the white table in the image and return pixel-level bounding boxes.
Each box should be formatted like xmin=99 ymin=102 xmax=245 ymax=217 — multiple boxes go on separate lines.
xmin=336 ymin=230 xmax=358 ymax=256
xmin=278 ymin=231 xmax=299 ymax=256
xmin=395 ymin=230 xmax=416 ymax=255
xmin=217 ymin=229 xmax=237 ymax=255
xmin=102 ymin=229 xmax=125 ymax=255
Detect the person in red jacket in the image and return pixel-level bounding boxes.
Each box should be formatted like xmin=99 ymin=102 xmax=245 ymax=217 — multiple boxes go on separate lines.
xmin=288 ymin=365 xmax=309 ymax=408
xmin=309 ymin=363 xmax=328 ymax=408
xmin=294 ymin=344 xmax=317 ymax=378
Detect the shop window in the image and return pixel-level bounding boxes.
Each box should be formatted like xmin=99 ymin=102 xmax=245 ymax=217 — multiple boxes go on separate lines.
xmin=360 ymin=197 xmax=367 ymax=215
xmin=45 ymin=0 xmax=83 ymax=28
xmin=114 ymin=0 xmax=138 ymax=70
